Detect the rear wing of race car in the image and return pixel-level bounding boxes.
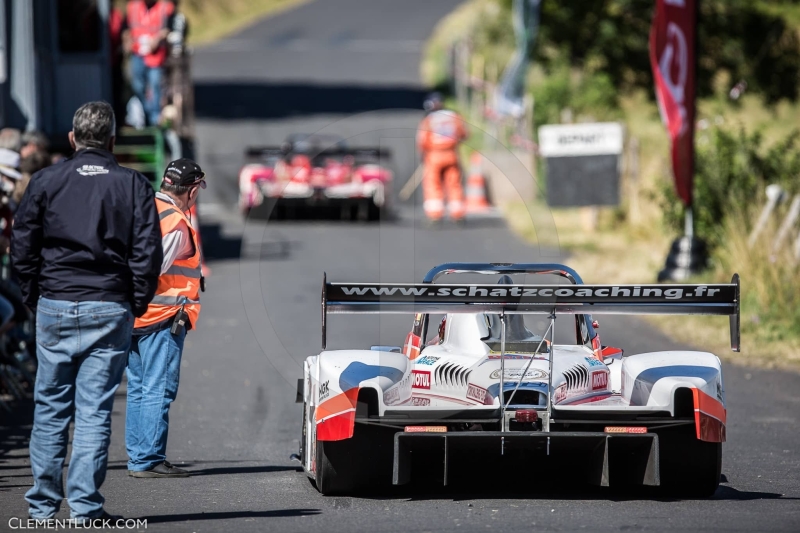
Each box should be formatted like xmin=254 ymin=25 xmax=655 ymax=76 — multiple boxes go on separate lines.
xmin=320 ymin=272 xmax=741 ymax=352
xmin=245 ymin=146 xmax=391 ymax=163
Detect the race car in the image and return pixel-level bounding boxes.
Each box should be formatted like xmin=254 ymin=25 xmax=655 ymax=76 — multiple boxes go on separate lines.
xmin=297 ymin=263 xmax=740 ymax=496
xmin=239 ymin=134 xmax=392 ymax=221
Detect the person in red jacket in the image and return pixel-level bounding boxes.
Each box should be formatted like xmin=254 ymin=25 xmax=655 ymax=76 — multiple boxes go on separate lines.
xmin=417 ymin=93 xmax=469 ymax=224
xmin=122 ymin=0 xmax=175 ymax=126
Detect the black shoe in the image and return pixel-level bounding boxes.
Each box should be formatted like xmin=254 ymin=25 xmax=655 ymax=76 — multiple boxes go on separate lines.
xmin=128 ymin=460 xmax=190 ymax=478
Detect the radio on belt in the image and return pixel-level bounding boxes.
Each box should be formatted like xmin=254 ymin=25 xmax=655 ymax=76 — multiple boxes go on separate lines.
xmin=171 ymin=297 xmax=190 ymax=335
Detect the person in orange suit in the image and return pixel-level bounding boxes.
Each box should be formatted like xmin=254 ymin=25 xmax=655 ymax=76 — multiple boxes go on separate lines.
xmin=417 ymin=93 xmax=468 ymax=224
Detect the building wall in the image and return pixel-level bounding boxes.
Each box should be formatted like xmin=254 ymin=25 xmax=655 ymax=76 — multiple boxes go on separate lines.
xmin=0 ymin=0 xmax=111 ymax=139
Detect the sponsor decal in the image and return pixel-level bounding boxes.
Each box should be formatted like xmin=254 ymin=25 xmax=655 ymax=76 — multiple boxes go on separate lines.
xmin=76 ymin=164 xmax=109 ymax=176
xmin=318 ymin=380 xmax=330 ymax=401
xmin=482 ymin=353 xmax=548 ymax=366
xmin=591 ymin=371 xmax=608 ymax=391
xmin=554 ymin=383 xmax=568 ymax=403
xmin=538 ymin=122 xmax=624 ymax=158
xmin=466 ymin=383 xmax=487 ymax=403
xmin=488 ymin=353 xmax=536 ymax=359
xmin=384 ymin=386 xmax=400 ymax=405
xmin=332 ymin=283 xmax=734 ymax=303
xmin=412 ymin=370 xmax=431 ymax=390
xmin=489 ymin=368 xmax=548 ymax=381
xmin=410 ymin=397 xmax=431 ymax=406
xmin=417 ymin=355 xmax=440 ymax=366
xmin=584 ymin=357 xmax=605 ymax=368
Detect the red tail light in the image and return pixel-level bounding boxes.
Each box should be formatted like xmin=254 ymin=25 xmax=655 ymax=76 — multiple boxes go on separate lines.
xmin=514 ymin=409 xmax=538 ymax=423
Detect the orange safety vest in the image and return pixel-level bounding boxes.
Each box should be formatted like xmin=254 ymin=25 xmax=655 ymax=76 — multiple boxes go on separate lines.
xmin=127 ymin=0 xmax=174 ymax=68
xmin=417 ymin=110 xmax=468 ymax=152
xmin=134 ymin=199 xmax=202 ymax=330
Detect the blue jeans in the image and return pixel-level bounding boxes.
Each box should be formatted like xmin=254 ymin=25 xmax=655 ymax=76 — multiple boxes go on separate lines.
xmin=129 ymin=54 xmax=163 ymax=127
xmin=125 ymin=326 xmax=186 ymax=471
xmin=26 ymin=298 xmax=133 ymax=519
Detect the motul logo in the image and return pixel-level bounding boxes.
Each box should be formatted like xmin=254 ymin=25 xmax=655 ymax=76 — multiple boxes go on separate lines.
xmin=412 ymin=370 xmax=430 ymax=390
xmin=592 ymin=371 xmax=608 ymax=391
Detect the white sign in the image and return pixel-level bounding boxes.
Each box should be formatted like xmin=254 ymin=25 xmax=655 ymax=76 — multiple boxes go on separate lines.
xmin=538 ymin=123 xmax=624 ymax=157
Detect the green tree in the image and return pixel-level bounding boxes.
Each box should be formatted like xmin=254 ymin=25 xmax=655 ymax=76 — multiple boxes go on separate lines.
xmin=493 ymin=0 xmax=800 ymax=103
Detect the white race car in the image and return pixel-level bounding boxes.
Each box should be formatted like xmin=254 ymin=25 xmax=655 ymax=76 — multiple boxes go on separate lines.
xmin=297 ymin=263 xmax=739 ymax=496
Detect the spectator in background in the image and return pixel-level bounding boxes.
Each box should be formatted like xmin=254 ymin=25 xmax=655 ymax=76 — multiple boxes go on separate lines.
xmin=12 ymin=101 xmax=163 ymax=521
xmin=0 ymin=148 xmax=21 ymax=254
xmin=122 ymin=0 xmax=175 ymax=127
xmin=0 ymin=148 xmax=22 ymax=202
xmin=0 ymin=128 xmax=22 ymax=153
xmin=20 ymin=131 xmax=50 ymax=159
xmin=15 ymin=150 xmax=51 ymax=211
xmin=168 ymin=0 xmax=188 ymax=58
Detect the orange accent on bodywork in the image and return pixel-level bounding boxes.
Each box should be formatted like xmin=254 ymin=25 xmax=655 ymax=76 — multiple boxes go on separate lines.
xmin=692 ymin=388 xmax=727 ymax=443
xmin=315 ymin=388 xmax=359 ymax=441
xmin=316 ymin=387 xmax=359 ymax=422
xmin=316 ymin=410 xmax=356 ymax=441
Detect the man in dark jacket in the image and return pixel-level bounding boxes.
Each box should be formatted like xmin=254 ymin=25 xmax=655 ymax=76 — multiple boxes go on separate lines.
xmin=11 ymin=101 xmax=162 ymax=521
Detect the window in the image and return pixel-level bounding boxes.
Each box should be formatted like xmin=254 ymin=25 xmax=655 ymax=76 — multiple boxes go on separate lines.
xmin=58 ymin=0 xmax=101 ymax=53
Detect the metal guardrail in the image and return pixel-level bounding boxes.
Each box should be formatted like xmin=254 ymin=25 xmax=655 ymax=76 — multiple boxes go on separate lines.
xmin=115 ymin=127 xmax=166 ymax=190
xmin=748 ymin=184 xmax=800 ymax=262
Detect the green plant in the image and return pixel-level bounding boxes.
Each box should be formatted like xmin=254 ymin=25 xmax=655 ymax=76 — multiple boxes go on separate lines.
xmin=660 ymin=126 xmax=800 ymax=248
xmin=531 ymin=63 xmax=619 ymax=127
xmin=715 ymin=210 xmax=800 ymax=350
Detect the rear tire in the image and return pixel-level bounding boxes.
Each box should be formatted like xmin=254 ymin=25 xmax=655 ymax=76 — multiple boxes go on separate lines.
xmin=314 ymin=423 xmax=394 ymax=495
xmin=355 ymin=200 xmax=368 ymax=222
xmin=368 ymin=201 xmax=382 ymax=221
xmin=658 ymin=428 xmax=721 ymax=498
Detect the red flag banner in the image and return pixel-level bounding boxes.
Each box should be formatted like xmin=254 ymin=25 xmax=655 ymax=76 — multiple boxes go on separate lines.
xmin=650 ymin=0 xmax=696 ymax=207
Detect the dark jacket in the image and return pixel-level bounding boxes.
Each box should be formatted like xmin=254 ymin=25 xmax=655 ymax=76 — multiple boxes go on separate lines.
xmin=11 ymin=148 xmax=162 ymax=317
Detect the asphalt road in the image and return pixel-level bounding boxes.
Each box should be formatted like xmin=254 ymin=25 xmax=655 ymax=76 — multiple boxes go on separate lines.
xmin=2 ymin=0 xmax=800 ymax=531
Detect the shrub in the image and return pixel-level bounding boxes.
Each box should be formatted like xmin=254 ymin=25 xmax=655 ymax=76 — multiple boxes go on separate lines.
xmin=531 ymin=63 xmax=619 ymax=127
xmin=660 ymin=126 xmax=800 ymax=248
xmin=715 ymin=210 xmax=800 ymax=351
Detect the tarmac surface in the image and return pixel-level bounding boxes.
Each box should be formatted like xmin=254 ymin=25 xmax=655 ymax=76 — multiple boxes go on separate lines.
xmin=2 ymin=0 xmax=800 ymax=531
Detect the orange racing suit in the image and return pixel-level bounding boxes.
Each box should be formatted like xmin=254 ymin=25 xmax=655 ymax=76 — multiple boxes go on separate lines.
xmin=417 ymin=110 xmax=468 ymax=221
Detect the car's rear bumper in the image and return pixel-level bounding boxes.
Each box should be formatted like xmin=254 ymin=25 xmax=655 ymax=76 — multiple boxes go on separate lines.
xmin=393 ymin=431 xmax=660 ymax=487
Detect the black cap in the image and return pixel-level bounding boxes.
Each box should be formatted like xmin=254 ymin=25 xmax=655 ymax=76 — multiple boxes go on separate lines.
xmin=163 ymin=158 xmax=206 ymax=187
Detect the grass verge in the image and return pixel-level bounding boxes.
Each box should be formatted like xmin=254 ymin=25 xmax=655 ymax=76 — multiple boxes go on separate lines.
xmin=181 ymin=0 xmax=309 ymax=45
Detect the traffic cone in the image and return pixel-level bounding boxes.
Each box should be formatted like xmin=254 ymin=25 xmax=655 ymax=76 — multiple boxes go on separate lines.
xmin=465 ymin=152 xmax=490 ymax=214
xmin=188 ymin=205 xmax=211 ymax=277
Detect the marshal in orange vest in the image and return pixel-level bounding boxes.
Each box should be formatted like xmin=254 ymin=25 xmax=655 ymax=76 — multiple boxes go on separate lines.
xmin=134 ymin=199 xmax=201 ymax=330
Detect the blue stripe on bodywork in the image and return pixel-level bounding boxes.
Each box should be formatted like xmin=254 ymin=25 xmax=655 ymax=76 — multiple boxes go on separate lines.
xmin=630 ymin=365 xmax=718 ymax=406
xmin=338 ymin=361 xmax=405 ymax=391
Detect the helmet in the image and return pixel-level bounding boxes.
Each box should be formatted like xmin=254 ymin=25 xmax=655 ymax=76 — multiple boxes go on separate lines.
xmin=424 ymin=92 xmax=444 ymax=112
